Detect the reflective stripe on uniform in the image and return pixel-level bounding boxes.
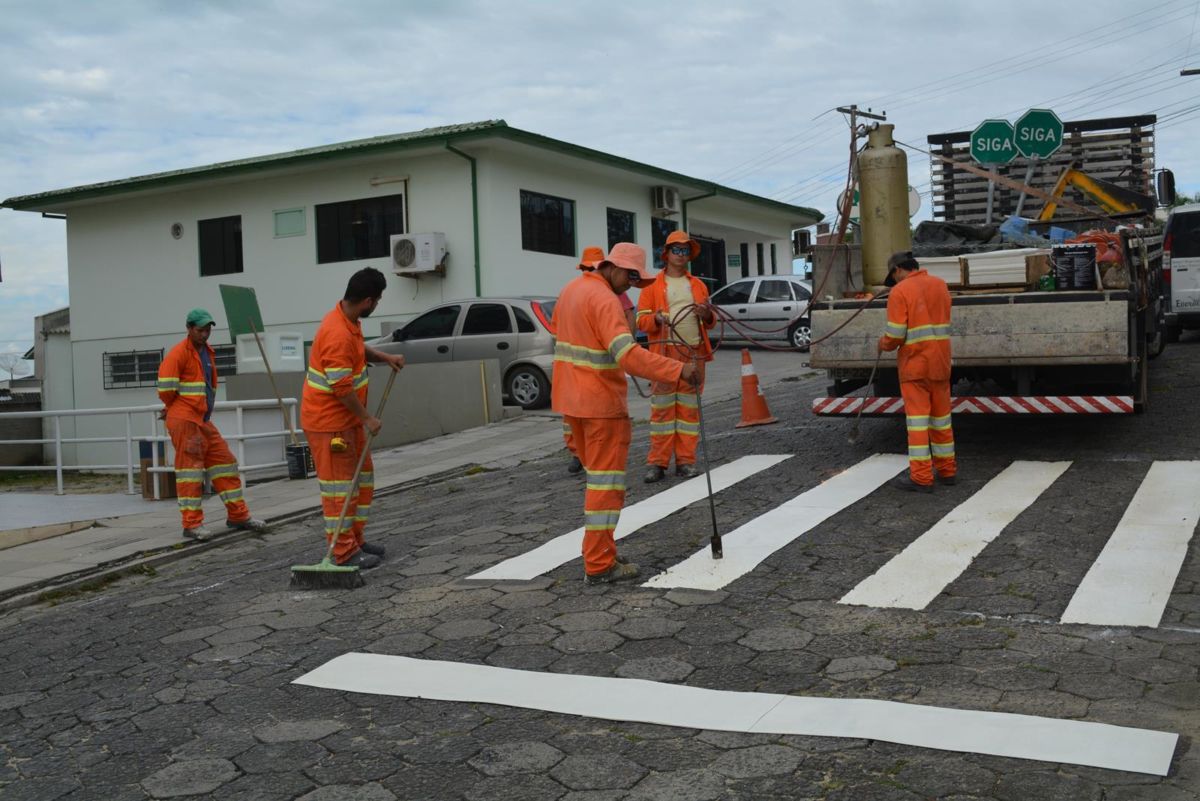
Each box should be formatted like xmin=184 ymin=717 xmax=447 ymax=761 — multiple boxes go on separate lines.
xmin=157 ymin=377 xmax=180 ymax=392
xmin=607 ymin=332 xmax=636 ymax=363
xmin=931 ymin=414 xmax=953 ymax=431
xmin=908 ymin=445 xmax=932 ymax=461
xmin=178 ymin=380 xmax=207 ymax=397
xmin=585 ymin=469 xmax=625 ymax=491
xmin=650 ymin=395 xmax=676 ymax=410
xmin=584 ymin=509 xmax=622 ymax=530
xmin=930 ymin=441 xmax=956 ymax=457
xmin=177 ymin=497 xmax=203 ymax=510
xmin=176 ymin=468 xmax=205 ymax=484
xmin=554 ymin=341 xmax=619 ymax=370
xmin=218 ymin=488 xmax=243 ymax=504
xmin=320 ymin=478 xmax=353 ymax=498
xmin=359 ymin=471 xmax=374 ymax=489
xmin=649 ymin=421 xmax=677 ymax=435
xmin=675 ymin=420 xmax=700 ymax=436
xmin=207 ymin=463 xmax=239 ymax=482
xmin=885 ymin=321 xmax=907 ymax=339
xmin=906 ymin=415 xmax=930 ymax=431
xmin=904 ymin=323 xmax=951 ymax=345
xmin=675 ymin=393 xmax=698 ymax=409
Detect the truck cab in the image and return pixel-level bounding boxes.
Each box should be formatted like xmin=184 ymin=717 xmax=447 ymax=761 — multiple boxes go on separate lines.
xmin=1163 ymin=203 xmax=1200 ymax=342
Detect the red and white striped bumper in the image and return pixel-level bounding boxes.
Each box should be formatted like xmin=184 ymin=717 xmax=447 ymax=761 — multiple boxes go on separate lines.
xmin=812 ymin=395 xmax=1135 ymax=416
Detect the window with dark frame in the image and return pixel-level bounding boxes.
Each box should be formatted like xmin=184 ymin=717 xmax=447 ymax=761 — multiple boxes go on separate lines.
xmin=462 ymin=304 xmax=512 ymax=335
xmin=103 ymin=349 xmax=163 ymax=390
xmin=198 ymin=215 xmax=243 ymax=277
xmin=520 ymin=190 xmax=575 ymax=256
xmin=756 ymin=243 xmax=765 ymax=276
xmin=606 ymin=208 xmax=636 ymax=250
xmin=651 ymin=217 xmax=678 ymax=269
xmin=315 ymin=193 xmax=405 ymax=264
xmin=212 ymin=344 xmax=238 ymax=377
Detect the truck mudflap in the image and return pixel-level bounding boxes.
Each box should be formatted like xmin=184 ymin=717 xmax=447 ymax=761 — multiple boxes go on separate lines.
xmin=812 ymin=395 xmax=1134 ymax=415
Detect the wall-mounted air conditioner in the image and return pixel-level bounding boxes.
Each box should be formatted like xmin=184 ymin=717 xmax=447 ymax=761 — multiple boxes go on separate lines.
xmin=651 ymin=186 xmax=680 ymax=217
xmin=390 ymin=233 xmax=447 ymax=276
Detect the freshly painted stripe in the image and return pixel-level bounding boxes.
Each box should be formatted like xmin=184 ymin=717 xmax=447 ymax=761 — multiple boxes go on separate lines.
xmin=293 ymin=654 xmax=1177 ymax=776
xmin=1061 ymin=461 xmax=1200 ymax=628
xmin=644 ymin=454 xmax=909 ymax=591
xmin=467 ymin=455 xmax=791 ymax=581
xmin=840 ymin=461 xmax=1071 ymax=610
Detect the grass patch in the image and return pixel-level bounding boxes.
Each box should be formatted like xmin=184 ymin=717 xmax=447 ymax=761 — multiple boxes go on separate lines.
xmin=1003 ymin=582 xmax=1034 ymax=600
xmin=463 ymin=465 xmax=491 ymax=476
xmin=38 ymin=564 xmax=157 ymax=606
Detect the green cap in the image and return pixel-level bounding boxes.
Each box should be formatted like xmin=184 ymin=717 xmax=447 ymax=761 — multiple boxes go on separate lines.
xmin=186 ymin=308 xmax=215 ymax=328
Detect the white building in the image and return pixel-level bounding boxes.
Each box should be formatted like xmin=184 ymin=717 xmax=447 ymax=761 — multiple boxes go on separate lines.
xmin=3 ymin=120 xmax=821 ymax=466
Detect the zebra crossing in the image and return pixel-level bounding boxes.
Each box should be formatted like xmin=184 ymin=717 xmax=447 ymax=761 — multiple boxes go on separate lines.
xmin=470 ymin=454 xmax=1200 ymax=630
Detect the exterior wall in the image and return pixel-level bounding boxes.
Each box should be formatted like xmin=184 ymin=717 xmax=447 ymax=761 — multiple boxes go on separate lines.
xmin=40 ymin=332 xmax=77 ymax=464
xmin=0 ymin=398 xmax=41 ymax=467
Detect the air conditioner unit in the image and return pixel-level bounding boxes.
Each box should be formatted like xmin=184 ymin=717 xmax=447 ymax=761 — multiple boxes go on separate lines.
xmin=651 ymin=186 xmax=680 ymax=217
xmin=390 ymin=233 xmax=447 ymax=276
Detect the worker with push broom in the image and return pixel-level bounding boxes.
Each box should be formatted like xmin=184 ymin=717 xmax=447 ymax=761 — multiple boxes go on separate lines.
xmin=552 ymin=242 xmax=698 ymax=585
xmin=878 ymin=251 xmax=957 ymax=492
xmin=298 ymin=268 xmax=404 ymax=574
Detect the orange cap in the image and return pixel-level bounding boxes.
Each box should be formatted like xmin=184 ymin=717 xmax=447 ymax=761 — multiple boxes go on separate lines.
xmin=661 ymin=230 xmax=701 ymax=264
xmin=579 ymin=246 xmax=606 ymax=271
xmin=600 ymin=242 xmax=655 ymax=288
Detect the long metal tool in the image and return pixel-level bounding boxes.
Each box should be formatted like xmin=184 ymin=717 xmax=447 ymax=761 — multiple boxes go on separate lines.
xmin=848 ymin=347 xmax=885 ymax=445
xmin=691 ymin=356 xmax=722 ymax=559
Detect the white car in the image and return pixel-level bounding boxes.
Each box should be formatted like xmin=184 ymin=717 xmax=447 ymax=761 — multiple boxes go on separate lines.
xmin=1164 ymin=203 xmax=1200 ymax=342
xmin=708 ymin=275 xmax=813 ymax=350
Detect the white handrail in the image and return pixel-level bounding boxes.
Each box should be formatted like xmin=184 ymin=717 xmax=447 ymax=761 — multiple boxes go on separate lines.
xmin=0 ymin=399 xmax=300 ymax=496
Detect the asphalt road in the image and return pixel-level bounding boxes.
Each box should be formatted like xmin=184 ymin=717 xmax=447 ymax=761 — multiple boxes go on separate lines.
xmin=2 ymin=335 xmax=1198 ymax=800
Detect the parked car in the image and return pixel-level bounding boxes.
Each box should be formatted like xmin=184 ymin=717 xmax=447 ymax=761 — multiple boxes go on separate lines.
xmin=708 ymin=275 xmax=813 ymax=350
xmin=1163 ymin=203 xmax=1200 ymax=342
xmin=370 ymin=297 xmax=557 ymax=409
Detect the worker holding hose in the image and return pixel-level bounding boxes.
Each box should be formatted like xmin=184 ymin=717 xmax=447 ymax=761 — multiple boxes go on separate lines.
xmin=878 ymin=251 xmax=957 ymax=492
xmin=552 ymin=242 xmax=698 ymax=584
xmin=636 ymin=230 xmax=716 ymax=483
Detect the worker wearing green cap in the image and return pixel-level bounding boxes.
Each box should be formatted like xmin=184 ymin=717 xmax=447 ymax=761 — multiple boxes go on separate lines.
xmin=157 ymin=308 xmax=267 ymax=541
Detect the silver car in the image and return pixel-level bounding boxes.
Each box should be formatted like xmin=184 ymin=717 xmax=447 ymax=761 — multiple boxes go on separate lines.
xmin=709 ymin=275 xmax=813 ymax=350
xmin=370 ymin=296 xmax=557 ymax=409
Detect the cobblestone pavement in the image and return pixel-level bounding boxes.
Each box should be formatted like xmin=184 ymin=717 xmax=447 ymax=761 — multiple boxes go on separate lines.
xmin=2 ymin=337 xmax=1198 ymax=800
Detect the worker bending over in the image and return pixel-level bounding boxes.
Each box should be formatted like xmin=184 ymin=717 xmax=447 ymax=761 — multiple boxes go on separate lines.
xmin=552 ymin=242 xmax=698 ymax=584
xmin=878 ymin=251 xmax=957 ymax=492
xmin=302 ymin=268 xmax=405 ymax=569
xmin=636 ymin=230 xmax=715 ymax=483
xmin=157 ymin=308 xmax=267 ymax=541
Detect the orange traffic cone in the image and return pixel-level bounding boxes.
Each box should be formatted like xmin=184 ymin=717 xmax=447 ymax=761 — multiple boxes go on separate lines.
xmin=736 ymin=349 xmax=778 ymax=428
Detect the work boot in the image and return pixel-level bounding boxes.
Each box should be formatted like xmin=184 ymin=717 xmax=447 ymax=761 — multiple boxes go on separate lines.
xmin=937 ymin=472 xmax=958 ymax=486
xmin=643 ymin=465 xmax=667 ymax=484
xmin=360 ymin=541 xmax=386 ymax=557
xmin=567 ymin=456 xmax=583 ymax=475
xmin=675 ymin=464 xmax=699 ymax=478
xmin=338 ymin=551 xmax=381 ymax=570
xmin=584 ymin=561 xmax=640 ymax=585
xmin=228 ymin=517 xmax=268 ymax=533
xmin=889 ymin=475 xmax=934 ymax=494
xmin=182 ymin=524 xmax=214 ymax=542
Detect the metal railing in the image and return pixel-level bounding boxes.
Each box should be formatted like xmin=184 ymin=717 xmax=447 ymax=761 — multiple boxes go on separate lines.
xmin=0 ymin=399 xmax=299 ymax=496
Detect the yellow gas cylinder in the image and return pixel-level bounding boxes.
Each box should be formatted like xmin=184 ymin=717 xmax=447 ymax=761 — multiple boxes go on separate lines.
xmin=858 ymin=124 xmax=912 ymax=288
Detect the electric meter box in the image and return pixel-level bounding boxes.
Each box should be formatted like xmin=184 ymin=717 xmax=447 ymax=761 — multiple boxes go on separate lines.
xmin=235 ymin=332 xmax=304 ymax=374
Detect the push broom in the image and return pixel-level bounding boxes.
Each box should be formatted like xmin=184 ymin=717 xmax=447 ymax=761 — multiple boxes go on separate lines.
xmin=291 ymin=368 xmax=398 ymax=590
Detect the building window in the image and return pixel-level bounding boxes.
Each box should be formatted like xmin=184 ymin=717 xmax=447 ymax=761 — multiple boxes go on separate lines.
xmin=771 ymin=243 xmax=778 ymax=274
xmin=606 ymin=208 xmax=636 ymax=250
xmin=757 ymin=243 xmax=765 ymax=276
xmin=651 ymin=217 xmax=678 ymax=269
xmin=212 ymin=344 xmax=237 ymax=377
xmin=103 ymin=349 xmax=163 ymax=390
xmin=520 ymin=190 xmax=575 ymax=256
xmin=274 ymin=208 xmax=306 ymax=238
xmin=198 ymin=216 xmax=243 ymax=277
xmin=315 ymin=194 xmax=404 ymax=264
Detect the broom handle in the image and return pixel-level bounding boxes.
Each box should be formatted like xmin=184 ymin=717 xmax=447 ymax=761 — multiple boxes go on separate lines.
xmin=248 ymin=318 xmax=299 ymax=446
xmin=321 ymin=368 xmax=399 ymax=563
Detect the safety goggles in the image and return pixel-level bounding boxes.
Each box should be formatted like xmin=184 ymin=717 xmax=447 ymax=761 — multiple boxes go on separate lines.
xmin=668 ymin=245 xmax=691 ymax=256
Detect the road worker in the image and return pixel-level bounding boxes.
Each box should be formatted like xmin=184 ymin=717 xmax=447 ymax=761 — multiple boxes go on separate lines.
xmin=562 ymin=246 xmax=636 ymax=475
xmin=552 ymin=242 xmax=698 ymax=584
xmin=635 ymin=230 xmax=716 ymax=483
xmin=302 ymin=268 xmax=405 ymax=569
xmin=157 ymin=309 xmax=267 ymax=541
xmin=878 ymin=251 xmax=957 ymax=492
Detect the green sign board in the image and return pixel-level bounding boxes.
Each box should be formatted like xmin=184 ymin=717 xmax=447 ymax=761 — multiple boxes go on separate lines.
xmin=1014 ymin=108 xmax=1063 ymax=159
xmin=970 ymin=119 xmax=1017 ymax=164
xmin=218 ymin=284 xmax=265 ymax=340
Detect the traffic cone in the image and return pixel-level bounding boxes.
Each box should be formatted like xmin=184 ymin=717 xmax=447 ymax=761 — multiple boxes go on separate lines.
xmin=736 ymin=349 xmax=778 ymax=428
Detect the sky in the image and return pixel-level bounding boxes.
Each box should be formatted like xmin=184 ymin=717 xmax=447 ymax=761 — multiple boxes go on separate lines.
xmin=2 ymin=0 xmax=1199 ymax=362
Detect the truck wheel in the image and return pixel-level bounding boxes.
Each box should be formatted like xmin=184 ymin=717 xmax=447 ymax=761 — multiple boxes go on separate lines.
xmin=1165 ymin=324 xmax=1181 ymax=344
xmin=1147 ymin=327 xmax=1166 ymax=360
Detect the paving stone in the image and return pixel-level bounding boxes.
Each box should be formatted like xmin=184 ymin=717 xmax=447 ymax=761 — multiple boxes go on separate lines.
xmin=824 ymin=655 xmax=897 ymax=680
xmin=160 ymin=625 xmax=223 ymax=645
xmin=469 ymin=741 xmax=564 ymax=776
xmin=397 ymin=733 xmax=482 ymax=764
xmin=206 ymin=625 xmax=272 ymax=646
xmin=974 ymin=666 xmax=1057 ymax=691
xmin=141 ymin=758 xmax=239 ymax=798
xmin=0 ymin=776 xmax=80 ymax=801
xmin=1056 ymin=671 xmax=1145 ymax=700
xmin=1146 ymin=681 xmax=1200 ymax=709
xmin=613 ymin=617 xmax=685 ymax=640
xmin=464 ymin=773 xmax=567 ymax=800
xmin=296 ymin=783 xmax=396 ymax=801
xmin=738 ymin=627 xmax=815 ymax=652
xmin=995 ymin=689 xmax=1090 ymax=718
xmin=628 ymin=737 xmax=721 ymax=771
xmin=494 ymin=590 xmax=557 ymax=610
xmin=993 ymin=769 xmax=1101 ymax=801
xmin=428 ymin=619 xmax=499 ymax=640
xmin=498 ymin=624 xmax=560 ymax=646
xmin=217 ymin=771 xmax=317 ymax=801
xmin=710 ymin=744 xmax=803 ymax=778
xmin=552 ymin=611 xmax=620 ymax=632
xmin=626 ymin=768 xmax=727 ymax=801
xmin=554 ymin=630 xmax=624 ymax=654
xmin=487 ymin=645 xmax=561 ymax=670
xmin=365 ymin=632 xmax=436 ymax=654
xmin=254 ymin=719 xmax=346 ymax=743
xmin=1114 ymin=657 xmax=1197 ymax=684
xmin=550 ymin=753 xmax=647 ymax=790
xmin=663 ymin=589 xmax=729 ymax=606
xmin=614 ymin=657 xmax=695 ymax=682
xmin=190 ymin=641 xmax=264 ymax=662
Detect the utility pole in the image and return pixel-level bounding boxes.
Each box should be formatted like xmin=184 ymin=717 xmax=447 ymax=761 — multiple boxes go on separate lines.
xmin=833 ymin=106 xmax=888 ymax=245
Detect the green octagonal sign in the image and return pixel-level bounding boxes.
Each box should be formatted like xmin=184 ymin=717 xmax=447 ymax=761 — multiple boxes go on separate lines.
xmin=970 ymin=119 xmax=1017 ymax=164
xmin=1015 ymin=108 xmax=1063 ymax=159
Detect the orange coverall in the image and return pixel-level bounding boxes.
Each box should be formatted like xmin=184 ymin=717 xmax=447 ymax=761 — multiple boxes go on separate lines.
xmin=561 ymin=291 xmax=637 ymax=457
xmin=157 ymin=338 xmax=251 ymax=529
xmin=635 ymin=272 xmax=715 ymax=468
xmin=552 ymin=272 xmax=684 ymax=576
xmin=878 ymin=269 xmax=956 ymax=486
xmin=302 ymin=304 xmax=373 ymax=563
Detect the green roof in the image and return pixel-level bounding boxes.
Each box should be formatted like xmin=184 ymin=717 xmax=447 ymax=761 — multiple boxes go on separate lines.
xmin=2 ymin=119 xmax=821 ymax=222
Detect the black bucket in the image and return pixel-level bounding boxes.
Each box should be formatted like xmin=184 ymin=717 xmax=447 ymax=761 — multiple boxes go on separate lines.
xmin=286 ymin=443 xmax=314 ymax=480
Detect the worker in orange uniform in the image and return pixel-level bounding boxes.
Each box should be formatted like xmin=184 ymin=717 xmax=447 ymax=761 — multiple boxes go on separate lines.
xmin=302 ymin=268 xmax=405 ymax=569
xmin=552 ymin=242 xmax=698 ymax=584
xmin=635 ymin=230 xmax=716 ymax=483
xmin=878 ymin=251 xmax=957 ymax=492
xmin=562 ymin=246 xmax=637 ymax=475
xmin=157 ymin=309 xmax=267 ymax=541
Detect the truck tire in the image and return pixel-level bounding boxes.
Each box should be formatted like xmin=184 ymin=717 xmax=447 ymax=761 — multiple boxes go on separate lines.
xmin=1147 ymin=326 xmax=1166 ymax=360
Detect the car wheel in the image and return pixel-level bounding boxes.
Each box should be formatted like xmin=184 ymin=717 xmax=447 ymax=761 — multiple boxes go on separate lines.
xmin=505 ymin=365 xmax=550 ymax=410
xmin=788 ymin=321 xmax=812 ymax=351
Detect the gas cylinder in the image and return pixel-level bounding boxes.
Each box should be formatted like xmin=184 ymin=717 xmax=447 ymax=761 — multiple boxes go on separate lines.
xmin=858 ymin=124 xmax=912 ymax=288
